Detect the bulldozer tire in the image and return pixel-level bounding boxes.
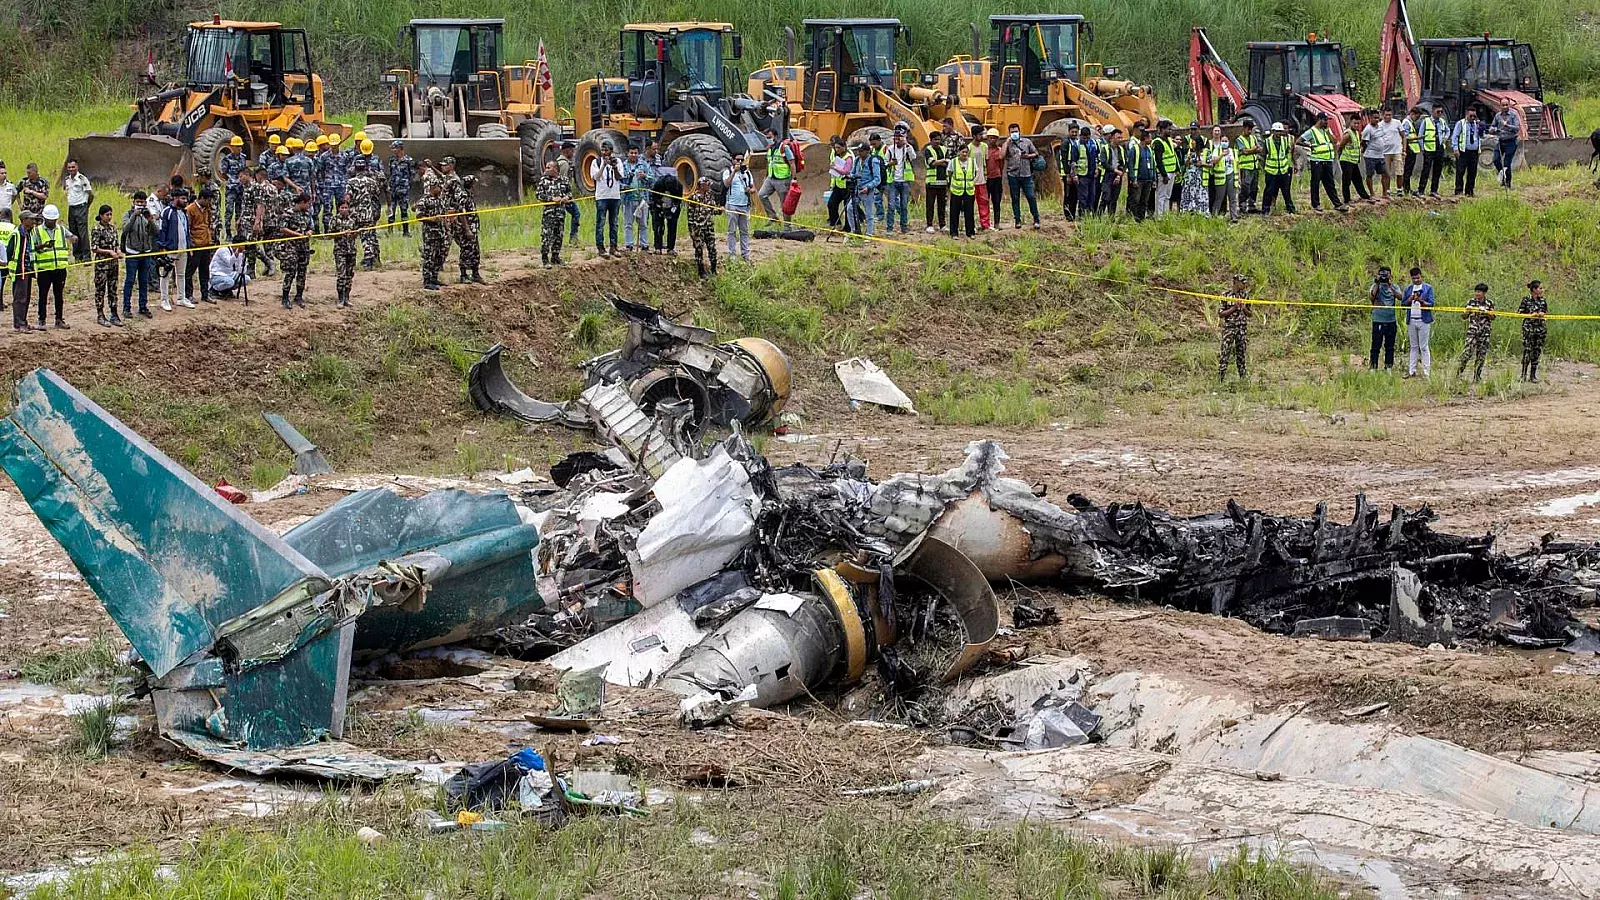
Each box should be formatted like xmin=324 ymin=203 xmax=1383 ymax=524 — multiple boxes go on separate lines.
xmin=1043 ymin=118 xmax=1088 ymax=141
xmin=288 ymin=120 xmax=322 ymax=144
xmin=192 ymin=126 xmax=236 ymax=178
xmin=477 ymin=123 xmax=511 ymax=139
xmin=846 ymin=126 xmax=894 ymax=152
xmin=789 ymin=128 xmax=820 ymax=146
xmin=518 ymin=119 xmax=564 ymax=186
xmin=363 ymin=124 xmax=395 ymax=143
xmin=1238 ymin=104 xmax=1273 ymax=135
xmin=574 ymin=128 xmax=632 ymax=195
xmin=666 ymin=134 xmax=733 ymax=194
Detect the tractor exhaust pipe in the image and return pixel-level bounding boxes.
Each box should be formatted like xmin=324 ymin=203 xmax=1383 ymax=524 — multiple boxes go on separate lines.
xmin=784 ymin=26 xmax=796 ymax=65
xmin=971 ymin=22 xmax=982 ymax=59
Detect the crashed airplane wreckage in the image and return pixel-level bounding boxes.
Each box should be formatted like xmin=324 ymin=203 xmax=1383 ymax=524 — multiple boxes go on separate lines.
xmin=468 ymin=294 xmax=793 ymax=439
xmin=2 ymin=363 xmax=1596 ymax=754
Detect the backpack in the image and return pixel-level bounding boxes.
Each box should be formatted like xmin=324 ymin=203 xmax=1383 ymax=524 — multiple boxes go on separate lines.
xmin=783 ymin=138 xmax=807 ymax=173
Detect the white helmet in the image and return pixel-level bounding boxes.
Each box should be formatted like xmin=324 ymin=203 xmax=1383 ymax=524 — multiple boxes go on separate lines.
xmin=1270 ymin=122 xmax=1287 ymax=133
xmin=41 ymin=204 xmax=60 ymax=220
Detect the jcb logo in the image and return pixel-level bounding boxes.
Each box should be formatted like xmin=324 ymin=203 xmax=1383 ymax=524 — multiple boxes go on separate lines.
xmin=181 ymin=102 xmax=209 ymax=130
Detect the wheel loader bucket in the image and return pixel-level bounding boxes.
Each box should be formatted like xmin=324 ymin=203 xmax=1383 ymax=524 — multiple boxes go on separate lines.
xmin=394 ymin=137 xmax=523 ymax=204
xmin=66 ymin=134 xmax=191 ymax=192
xmin=1518 ymin=137 xmax=1595 ymax=169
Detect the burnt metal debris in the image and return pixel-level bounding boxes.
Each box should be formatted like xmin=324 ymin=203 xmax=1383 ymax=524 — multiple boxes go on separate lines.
xmin=469 ymin=294 xmax=793 ymax=436
xmin=4 ymin=337 xmax=1599 ymax=756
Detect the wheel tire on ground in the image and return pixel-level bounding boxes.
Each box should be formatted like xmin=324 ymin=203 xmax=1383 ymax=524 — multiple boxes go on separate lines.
xmin=1238 ymin=104 xmax=1273 ymax=135
xmin=191 ymin=126 xmax=237 ymax=178
xmin=288 ymin=120 xmax=322 ymax=144
xmin=518 ymin=119 xmax=565 ymax=186
xmin=846 ymin=125 xmax=893 ymax=152
xmin=789 ymin=128 xmax=820 ymax=146
xmin=666 ymin=134 xmax=733 ymax=196
xmin=363 ymin=123 xmax=395 ymax=144
xmin=477 ymin=123 xmax=511 ymax=139
xmin=573 ymin=127 xmax=632 ymax=195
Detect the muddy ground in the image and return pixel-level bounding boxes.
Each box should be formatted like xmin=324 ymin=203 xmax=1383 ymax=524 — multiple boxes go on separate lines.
xmin=3 ymin=235 xmax=1600 ymax=896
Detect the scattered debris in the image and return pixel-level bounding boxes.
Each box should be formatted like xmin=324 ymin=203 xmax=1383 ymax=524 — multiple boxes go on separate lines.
xmin=840 ymin=778 xmax=940 ymax=797
xmin=442 ymin=748 xmax=550 ymax=813
xmin=1292 ymin=616 xmax=1372 ymax=641
xmin=1339 ymin=702 xmax=1391 ymax=718
xmin=1012 ymin=601 xmax=1061 ymax=629
xmin=355 ymin=826 xmax=386 ymax=845
xmin=1000 ymin=694 xmax=1102 ymax=750
xmin=834 ymin=358 xmax=916 ymax=413
xmin=529 ymin=665 xmax=605 ymax=730
xmin=263 ymin=412 xmax=335 ymax=476
xmin=469 ymin=295 xmax=792 ymax=434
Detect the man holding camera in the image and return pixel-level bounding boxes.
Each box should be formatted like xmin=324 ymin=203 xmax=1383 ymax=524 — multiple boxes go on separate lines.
xmin=1368 ymin=267 xmax=1401 ymax=370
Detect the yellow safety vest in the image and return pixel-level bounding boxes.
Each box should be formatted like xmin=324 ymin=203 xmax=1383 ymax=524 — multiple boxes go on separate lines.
xmin=1265 ymin=136 xmax=1293 ymax=175
xmin=1152 ymin=137 xmax=1179 ymax=175
xmin=1235 ymin=133 xmax=1262 ymax=170
xmin=1340 ymin=129 xmax=1361 ymax=164
xmin=0 ymin=221 xmax=15 ymax=274
xmin=830 ymin=151 xmax=849 ymax=190
xmin=768 ymin=146 xmax=791 ymax=180
xmin=30 ymin=224 xmax=71 ymax=272
xmin=1305 ymin=127 xmax=1335 ymax=162
xmin=949 ymin=157 xmax=979 ymax=196
xmin=1069 ymin=142 xmax=1090 ymax=176
xmin=1406 ymin=118 xmax=1437 ymax=153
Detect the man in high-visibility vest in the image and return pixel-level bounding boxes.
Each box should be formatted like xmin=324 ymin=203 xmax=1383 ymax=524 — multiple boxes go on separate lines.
xmin=923 ymin=128 xmax=951 ymax=233
xmin=1232 ymin=120 xmax=1263 ymax=214
xmin=1401 ymin=107 xmax=1436 ymax=197
xmin=825 ymin=136 xmax=853 ymax=233
xmin=947 ymin=143 xmax=980 ymax=238
xmin=1296 ymin=112 xmax=1346 ymax=212
xmin=1098 ymin=125 xmax=1124 ymax=215
xmin=757 ymin=126 xmax=796 ymax=233
xmin=30 ymin=204 xmax=76 ymax=329
xmin=1425 ymin=104 xmax=1449 ymax=197
xmin=883 ymin=124 xmax=917 ymax=235
xmin=1062 ymin=125 xmax=1100 ymax=220
xmin=1338 ymin=111 xmax=1373 ymax=205
xmin=9 ymin=208 xmax=35 ymax=332
xmin=1152 ymin=120 xmax=1180 ymax=217
xmin=1260 ymin=122 xmax=1297 ymax=215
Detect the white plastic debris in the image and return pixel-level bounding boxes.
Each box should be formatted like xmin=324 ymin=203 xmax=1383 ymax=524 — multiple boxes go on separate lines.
xmin=834 ymin=358 xmax=916 ymax=414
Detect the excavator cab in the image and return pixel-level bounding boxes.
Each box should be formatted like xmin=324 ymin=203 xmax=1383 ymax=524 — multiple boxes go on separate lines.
xmin=624 ymin=24 xmax=738 ymax=116
xmin=988 ymin=15 xmax=1086 ymax=106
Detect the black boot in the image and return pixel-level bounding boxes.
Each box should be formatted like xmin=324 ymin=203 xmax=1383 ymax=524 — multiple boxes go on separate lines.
xmin=470 ymin=269 xmax=486 ymax=284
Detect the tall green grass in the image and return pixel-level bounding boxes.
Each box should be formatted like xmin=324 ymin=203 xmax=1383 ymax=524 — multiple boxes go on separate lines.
xmin=5 ymin=0 xmax=1599 ymax=123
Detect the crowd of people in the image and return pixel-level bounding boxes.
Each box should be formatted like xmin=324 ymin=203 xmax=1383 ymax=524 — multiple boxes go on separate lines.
xmin=0 ymin=131 xmax=485 ymax=331
xmin=0 ymin=102 xmax=1555 ymax=385
xmin=1216 ymin=267 xmax=1551 ymax=386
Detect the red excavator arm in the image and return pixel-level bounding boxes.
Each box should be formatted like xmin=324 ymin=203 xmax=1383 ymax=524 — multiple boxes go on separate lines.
xmin=1378 ymin=0 xmax=1423 ymax=111
xmin=1189 ymin=26 xmax=1246 ymax=126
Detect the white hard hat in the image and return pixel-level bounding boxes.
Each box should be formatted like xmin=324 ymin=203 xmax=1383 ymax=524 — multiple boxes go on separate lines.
xmin=42 ymin=204 xmax=60 ymax=219
xmin=1271 ymin=122 xmax=1286 ymax=132
xmin=1100 ymin=124 xmax=1117 ymax=135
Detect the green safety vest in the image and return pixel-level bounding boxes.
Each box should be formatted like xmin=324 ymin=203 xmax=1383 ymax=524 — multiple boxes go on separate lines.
xmin=1340 ymin=129 xmax=1362 ymax=165
xmin=1152 ymin=137 xmax=1179 ymax=175
xmin=1406 ymin=118 xmax=1437 ymax=153
xmin=830 ymin=151 xmax=849 ymax=190
xmin=1265 ymin=136 xmax=1294 ymax=175
xmin=767 ymin=146 xmax=791 ymax=180
xmin=1205 ymin=140 xmax=1234 ymax=180
xmin=1235 ymin=133 xmax=1262 ymax=170
xmin=30 ymin=224 xmax=71 ymax=272
xmin=1305 ymin=126 xmax=1335 ymax=162
xmin=925 ymin=143 xmax=949 ymax=185
xmin=1070 ymin=142 xmax=1090 ymax=176
xmin=0 ymin=221 xmax=15 ymax=274
xmin=949 ymin=157 xmax=979 ymax=195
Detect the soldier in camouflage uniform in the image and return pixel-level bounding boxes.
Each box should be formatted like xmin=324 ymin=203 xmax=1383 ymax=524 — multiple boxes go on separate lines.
xmin=218 ymin=139 xmax=250 ymax=236
xmin=284 ymin=143 xmax=315 ymax=200
xmin=534 ymin=161 xmax=571 ymax=267
xmin=89 ymin=204 xmax=122 ymax=326
xmin=387 ymin=141 xmax=417 ymax=236
xmin=438 ymin=158 xmax=470 ymax=281
xmin=314 ymin=143 xmax=344 ymax=232
xmin=1218 ymin=273 xmax=1250 ymax=382
xmin=416 ymin=179 xmax=449 ymax=292
xmin=347 ymin=160 xmax=383 ymax=269
xmin=278 ymin=193 xmax=314 ymax=309
xmin=330 ymin=196 xmax=358 ymax=308
xmin=454 ymin=173 xmax=484 ymax=283
xmin=1519 ymin=280 xmax=1548 ymax=383
xmin=247 ymin=169 xmax=279 ymax=278
xmin=1457 ymin=283 xmax=1495 ymax=383
xmin=687 ymin=177 xmax=719 ymax=278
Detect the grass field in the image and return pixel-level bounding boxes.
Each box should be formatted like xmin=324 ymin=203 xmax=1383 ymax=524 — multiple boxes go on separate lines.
xmin=7 ymin=0 xmax=1600 ymax=114
xmin=24 ymin=796 xmax=1348 ymax=900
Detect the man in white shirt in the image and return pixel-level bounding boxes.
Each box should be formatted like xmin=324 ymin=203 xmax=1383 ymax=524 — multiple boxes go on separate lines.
xmin=588 ymin=140 xmax=624 ymax=258
xmin=0 ymin=161 xmax=15 ymax=215
xmin=208 ymin=242 xmax=250 ymax=298
xmin=60 ymin=158 xmax=94 ymax=262
xmin=1361 ymin=107 xmax=1405 ymax=199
